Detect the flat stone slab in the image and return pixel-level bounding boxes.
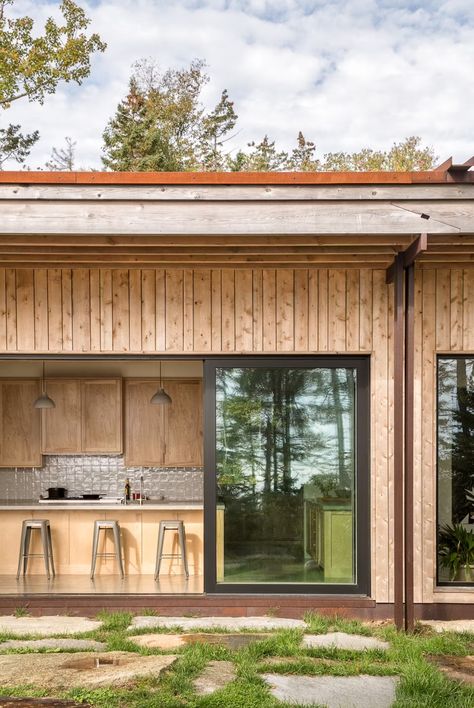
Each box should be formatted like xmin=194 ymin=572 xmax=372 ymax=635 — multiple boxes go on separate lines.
xmin=0 ymin=616 xmax=102 ymax=637
xmin=0 ymin=700 xmax=89 ymax=707
xmin=193 ymin=660 xmax=236 ymax=695
xmin=420 ymin=620 xmax=474 ymax=634
xmin=262 ymin=674 xmax=398 ymax=707
xmin=0 ymin=701 xmax=88 ymax=707
xmin=131 ymin=616 xmax=306 ymax=631
xmin=0 ymin=651 xmax=177 ymax=689
xmin=427 ymin=654 xmax=474 ymax=684
xmin=302 ymin=632 xmax=389 ymax=651
xmin=0 ymin=639 xmax=106 ymax=652
xmin=130 ymin=632 xmax=272 ymax=650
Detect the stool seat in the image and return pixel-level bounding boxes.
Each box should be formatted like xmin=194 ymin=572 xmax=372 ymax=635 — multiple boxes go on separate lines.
xmin=155 ymin=520 xmax=189 ymax=580
xmin=90 ymin=519 xmax=124 ymax=579
xmin=17 ymin=519 xmax=55 ymax=580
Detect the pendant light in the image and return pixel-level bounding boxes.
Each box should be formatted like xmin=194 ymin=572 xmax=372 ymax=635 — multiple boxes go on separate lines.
xmin=34 ymin=361 xmax=56 ymax=409
xmin=150 ymin=360 xmax=172 ymax=405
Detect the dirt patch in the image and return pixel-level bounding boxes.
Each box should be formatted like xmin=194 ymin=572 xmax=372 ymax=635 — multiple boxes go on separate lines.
xmin=427 ymin=654 xmax=474 ymax=684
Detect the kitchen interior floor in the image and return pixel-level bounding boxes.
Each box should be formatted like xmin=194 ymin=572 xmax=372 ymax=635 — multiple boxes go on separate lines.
xmin=0 ymin=574 xmax=203 ymax=594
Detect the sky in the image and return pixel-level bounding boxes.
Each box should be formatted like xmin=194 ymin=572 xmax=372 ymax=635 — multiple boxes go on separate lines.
xmin=3 ymin=0 xmax=474 ymax=170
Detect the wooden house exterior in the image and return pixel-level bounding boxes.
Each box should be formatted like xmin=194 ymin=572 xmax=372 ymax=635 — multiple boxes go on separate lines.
xmin=0 ymin=165 xmax=473 ymax=626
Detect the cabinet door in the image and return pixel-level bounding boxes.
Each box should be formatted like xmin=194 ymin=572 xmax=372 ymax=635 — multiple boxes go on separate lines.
xmin=41 ymin=379 xmax=82 ymax=453
xmin=0 ymin=380 xmax=42 ymax=467
xmin=124 ymin=380 xmax=165 ymax=466
xmin=82 ymin=379 xmax=122 ymax=453
xmin=164 ymin=380 xmax=203 ymax=466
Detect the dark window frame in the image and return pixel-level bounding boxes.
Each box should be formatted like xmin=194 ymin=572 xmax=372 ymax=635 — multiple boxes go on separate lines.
xmin=436 ymin=354 xmax=474 ymax=587
xmin=204 ymin=356 xmax=371 ymax=596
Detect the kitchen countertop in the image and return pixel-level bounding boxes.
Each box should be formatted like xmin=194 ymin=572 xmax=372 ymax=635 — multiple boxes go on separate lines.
xmin=0 ymin=499 xmax=204 ymax=511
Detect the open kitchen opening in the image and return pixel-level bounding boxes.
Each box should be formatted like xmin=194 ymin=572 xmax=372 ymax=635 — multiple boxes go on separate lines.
xmin=0 ymin=354 xmax=369 ymax=596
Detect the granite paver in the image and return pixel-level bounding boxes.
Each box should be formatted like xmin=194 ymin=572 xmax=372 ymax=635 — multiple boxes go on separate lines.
xmin=0 ymin=616 xmax=102 ymax=636
xmin=130 ymin=632 xmax=272 ymax=650
xmin=262 ymin=674 xmax=398 ymax=707
xmin=0 ymin=639 xmax=106 ymax=652
xmin=0 ymin=652 xmax=176 ymax=689
xmin=420 ymin=620 xmax=474 ymax=634
xmin=302 ymin=632 xmax=389 ymax=651
xmin=131 ymin=616 xmax=306 ymax=631
xmin=193 ymin=660 xmax=236 ymax=695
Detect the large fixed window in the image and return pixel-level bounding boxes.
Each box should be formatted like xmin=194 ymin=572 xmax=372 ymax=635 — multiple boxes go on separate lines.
xmin=438 ymin=357 xmax=474 ymax=585
xmin=204 ymin=357 xmax=370 ymax=595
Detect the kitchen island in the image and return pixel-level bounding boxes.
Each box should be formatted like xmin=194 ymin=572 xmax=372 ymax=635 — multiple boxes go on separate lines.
xmin=0 ymin=500 xmax=204 ymax=593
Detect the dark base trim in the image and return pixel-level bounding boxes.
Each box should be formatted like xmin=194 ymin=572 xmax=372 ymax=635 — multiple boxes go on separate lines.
xmin=0 ymin=595 xmax=472 ymax=620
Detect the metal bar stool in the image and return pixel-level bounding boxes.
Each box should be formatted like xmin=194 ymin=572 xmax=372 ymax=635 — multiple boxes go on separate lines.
xmin=16 ymin=519 xmax=55 ymax=580
xmin=155 ymin=520 xmax=189 ymax=579
xmin=90 ymin=520 xmax=124 ymax=579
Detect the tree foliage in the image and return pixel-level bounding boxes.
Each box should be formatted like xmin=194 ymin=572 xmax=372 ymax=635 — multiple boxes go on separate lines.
xmin=0 ymin=123 xmax=39 ymax=168
xmin=0 ymin=0 xmax=106 ymax=108
xmin=45 ymin=136 xmax=76 ymax=170
xmin=102 ymin=58 xmax=437 ymax=172
xmin=0 ymin=0 xmax=105 ymax=169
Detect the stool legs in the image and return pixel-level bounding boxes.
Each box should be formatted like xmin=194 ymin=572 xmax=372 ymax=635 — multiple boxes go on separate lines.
xmin=178 ymin=523 xmax=189 ymax=578
xmin=112 ymin=523 xmax=125 ymax=579
xmin=154 ymin=524 xmax=165 ymax=579
xmin=91 ymin=521 xmax=124 ymax=579
xmin=154 ymin=521 xmax=189 ymax=580
xmin=17 ymin=520 xmax=55 ymax=580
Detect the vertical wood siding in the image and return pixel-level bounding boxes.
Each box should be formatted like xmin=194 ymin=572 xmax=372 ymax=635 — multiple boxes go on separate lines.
xmin=0 ymin=266 xmax=469 ymax=605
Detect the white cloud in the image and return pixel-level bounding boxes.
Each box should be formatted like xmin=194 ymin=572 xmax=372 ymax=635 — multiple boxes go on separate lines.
xmin=2 ymin=0 xmax=473 ymax=169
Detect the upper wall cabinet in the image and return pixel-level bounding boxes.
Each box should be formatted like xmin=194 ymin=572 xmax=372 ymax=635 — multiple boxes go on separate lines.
xmin=42 ymin=378 xmax=122 ymax=454
xmin=0 ymin=379 xmax=42 ymax=467
xmin=124 ymin=379 xmax=202 ymax=467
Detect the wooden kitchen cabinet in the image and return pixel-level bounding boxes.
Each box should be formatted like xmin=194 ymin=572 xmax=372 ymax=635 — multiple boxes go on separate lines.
xmin=164 ymin=380 xmax=203 ymax=466
xmin=124 ymin=378 xmax=203 ymax=466
xmin=124 ymin=379 xmax=165 ymax=466
xmin=82 ymin=379 xmax=122 ymax=453
xmin=0 ymin=379 xmax=42 ymax=467
xmin=42 ymin=378 xmax=122 ymax=454
xmin=42 ymin=379 xmax=82 ymax=453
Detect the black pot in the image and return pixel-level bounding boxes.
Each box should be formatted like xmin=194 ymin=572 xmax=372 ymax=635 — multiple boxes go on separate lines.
xmin=47 ymin=487 xmax=67 ymax=499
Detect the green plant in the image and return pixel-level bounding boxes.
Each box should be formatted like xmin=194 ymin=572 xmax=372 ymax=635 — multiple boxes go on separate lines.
xmin=13 ymin=606 xmax=30 ymax=618
xmin=438 ymin=523 xmax=474 ymax=581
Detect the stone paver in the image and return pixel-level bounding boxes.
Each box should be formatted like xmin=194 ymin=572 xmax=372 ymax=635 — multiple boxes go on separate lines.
xmin=193 ymin=660 xmax=236 ymax=695
xmin=420 ymin=620 xmax=474 ymax=634
xmin=0 ymin=616 xmax=102 ymax=636
xmin=131 ymin=615 xmax=306 ymax=631
xmin=0 ymin=700 xmax=88 ymax=707
xmin=262 ymin=674 xmax=398 ymax=708
xmin=0 ymin=700 xmax=89 ymax=707
xmin=302 ymin=632 xmax=389 ymax=651
xmin=130 ymin=632 xmax=272 ymax=650
xmin=0 ymin=639 xmax=106 ymax=652
xmin=0 ymin=651 xmax=176 ymax=689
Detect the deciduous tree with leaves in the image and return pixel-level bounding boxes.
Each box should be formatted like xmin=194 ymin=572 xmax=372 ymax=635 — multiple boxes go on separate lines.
xmin=0 ymin=0 xmax=106 ymax=168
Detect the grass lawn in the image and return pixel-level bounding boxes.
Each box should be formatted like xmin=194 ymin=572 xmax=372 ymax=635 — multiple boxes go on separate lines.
xmin=0 ymin=611 xmax=473 ymax=707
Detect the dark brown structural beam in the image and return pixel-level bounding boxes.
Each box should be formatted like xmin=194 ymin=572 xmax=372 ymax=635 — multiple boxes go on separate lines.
xmin=386 ymin=234 xmax=427 ymax=632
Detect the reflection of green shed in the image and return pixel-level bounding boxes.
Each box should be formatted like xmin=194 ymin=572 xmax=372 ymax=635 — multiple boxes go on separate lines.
xmin=0 ymin=161 xmax=473 ymax=630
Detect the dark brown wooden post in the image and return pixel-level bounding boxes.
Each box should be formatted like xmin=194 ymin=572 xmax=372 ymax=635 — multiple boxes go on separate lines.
xmin=404 ymin=262 xmax=415 ymax=631
xmin=393 ymin=254 xmax=405 ymax=631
